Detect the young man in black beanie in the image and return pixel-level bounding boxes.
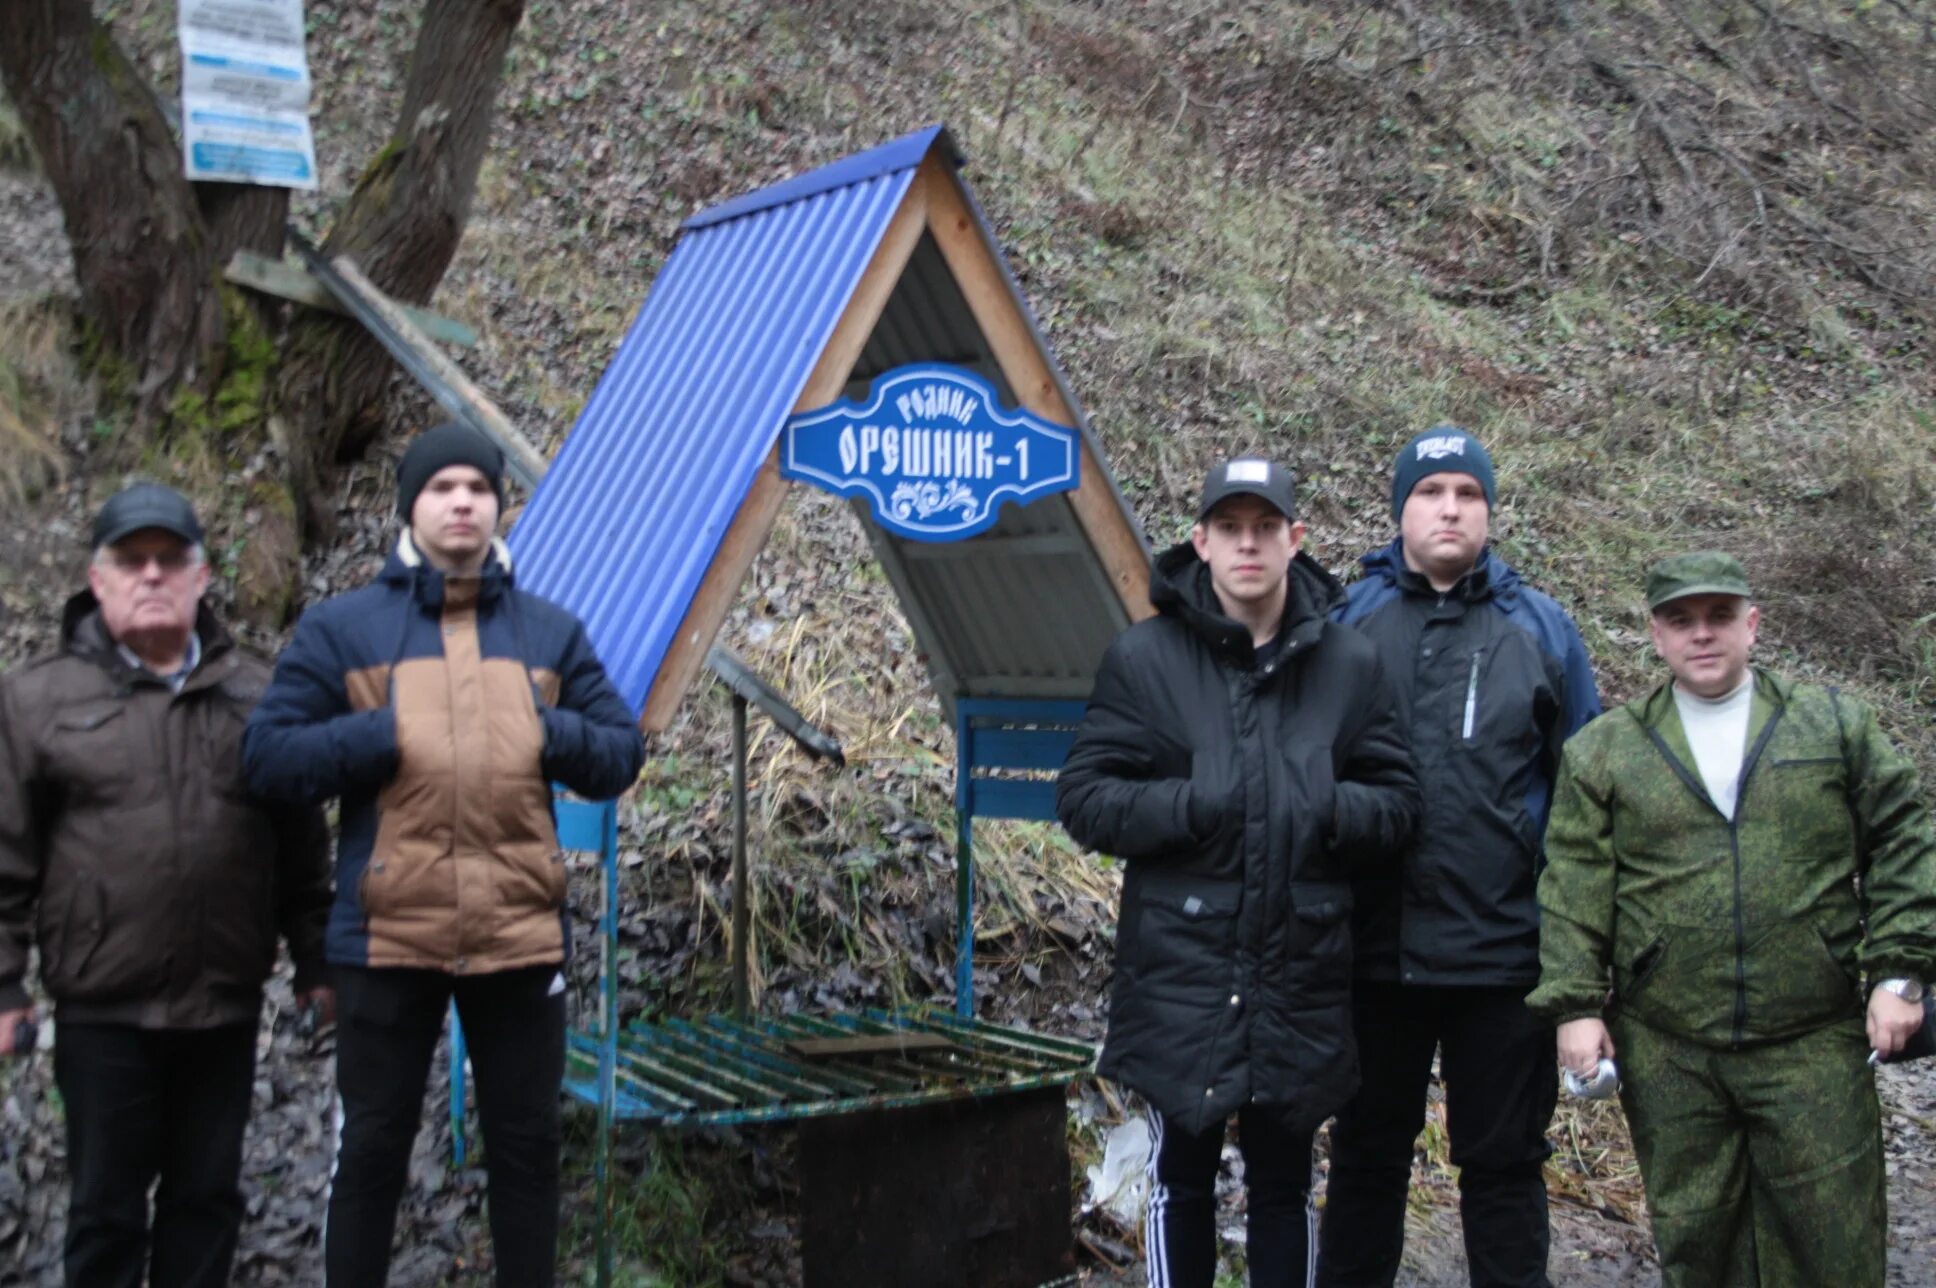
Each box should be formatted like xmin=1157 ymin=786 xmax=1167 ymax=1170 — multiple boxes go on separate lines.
xmin=1058 ymin=457 xmax=1419 ymax=1287
xmin=1317 ymin=426 xmax=1600 ymax=1288
xmin=243 ymin=423 xmax=646 ymax=1286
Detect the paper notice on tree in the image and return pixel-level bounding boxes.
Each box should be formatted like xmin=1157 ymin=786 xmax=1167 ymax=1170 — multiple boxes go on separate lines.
xmin=178 ymin=0 xmax=318 ymax=190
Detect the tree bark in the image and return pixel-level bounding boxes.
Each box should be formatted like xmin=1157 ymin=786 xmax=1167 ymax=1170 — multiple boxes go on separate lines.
xmin=0 ymin=0 xmax=224 ymax=423
xmin=273 ymin=0 xmax=527 ymax=484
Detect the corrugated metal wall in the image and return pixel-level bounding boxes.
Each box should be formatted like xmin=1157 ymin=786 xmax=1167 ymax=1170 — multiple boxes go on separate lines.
xmin=509 ymin=165 xmax=919 ymax=713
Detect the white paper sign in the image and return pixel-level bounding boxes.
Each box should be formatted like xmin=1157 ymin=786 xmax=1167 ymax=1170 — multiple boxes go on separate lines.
xmin=179 ymin=0 xmax=318 ymax=189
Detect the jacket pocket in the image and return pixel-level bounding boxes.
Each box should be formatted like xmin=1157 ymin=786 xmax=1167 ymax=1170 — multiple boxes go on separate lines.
xmin=1129 ymin=871 xmax=1240 ymax=999
xmin=1288 ymin=880 xmax=1354 ymax=1000
xmin=1741 ymin=920 xmax=1862 ymax=1039
xmin=1615 ymin=934 xmax=1666 ymax=1003
xmin=199 ymin=861 xmax=278 ymax=989
xmin=46 ymin=704 xmax=133 ymax=797
xmin=39 ymin=874 xmax=133 ymax=1001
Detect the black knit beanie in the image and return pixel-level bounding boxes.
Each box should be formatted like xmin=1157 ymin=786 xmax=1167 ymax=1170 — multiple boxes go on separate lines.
xmin=396 ymin=422 xmax=505 ymax=519
xmin=1389 ymin=425 xmax=1496 ymax=520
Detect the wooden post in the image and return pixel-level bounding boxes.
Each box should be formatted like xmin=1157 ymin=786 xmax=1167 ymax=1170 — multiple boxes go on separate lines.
xmin=326 ymin=254 xmax=550 ymax=488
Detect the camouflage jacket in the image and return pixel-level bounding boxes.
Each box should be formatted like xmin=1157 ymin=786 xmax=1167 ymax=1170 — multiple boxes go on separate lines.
xmin=1528 ymin=667 xmax=1936 ymax=1047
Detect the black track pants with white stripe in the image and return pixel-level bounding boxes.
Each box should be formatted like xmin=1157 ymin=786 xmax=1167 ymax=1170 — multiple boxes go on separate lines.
xmin=1145 ymin=1103 xmax=1318 ymax=1288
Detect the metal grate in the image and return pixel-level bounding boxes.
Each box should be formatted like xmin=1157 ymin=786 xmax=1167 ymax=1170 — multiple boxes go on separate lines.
xmin=563 ymin=1008 xmax=1093 ymax=1128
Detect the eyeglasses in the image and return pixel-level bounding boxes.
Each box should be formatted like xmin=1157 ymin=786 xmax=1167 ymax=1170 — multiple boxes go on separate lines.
xmin=102 ymin=548 xmax=197 ymax=575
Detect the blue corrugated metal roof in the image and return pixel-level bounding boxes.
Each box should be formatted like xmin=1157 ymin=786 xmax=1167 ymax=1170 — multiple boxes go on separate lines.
xmin=508 ymin=141 xmax=930 ymax=714
xmin=684 ymin=125 xmax=958 ymax=231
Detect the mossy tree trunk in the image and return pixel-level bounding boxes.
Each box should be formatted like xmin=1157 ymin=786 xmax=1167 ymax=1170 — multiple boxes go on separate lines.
xmin=0 ymin=0 xmax=525 ymax=623
xmin=273 ymin=0 xmax=527 ymax=514
xmin=0 ymin=0 xmax=225 ymax=425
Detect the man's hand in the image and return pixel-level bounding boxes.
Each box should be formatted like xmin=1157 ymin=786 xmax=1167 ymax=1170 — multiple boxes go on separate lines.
xmin=0 ymin=1006 xmax=35 ymax=1058
xmin=295 ymin=987 xmax=336 ymax=1035
xmin=1867 ymin=986 xmax=1924 ymax=1058
xmin=1557 ymin=1017 xmax=1615 ymax=1076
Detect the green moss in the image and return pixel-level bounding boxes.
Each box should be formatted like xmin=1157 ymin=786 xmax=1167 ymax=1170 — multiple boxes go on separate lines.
xmin=210 ymin=286 xmax=278 ymax=438
xmin=347 ymin=138 xmax=406 ymax=206
xmin=141 ymin=286 xmax=281 ymax=486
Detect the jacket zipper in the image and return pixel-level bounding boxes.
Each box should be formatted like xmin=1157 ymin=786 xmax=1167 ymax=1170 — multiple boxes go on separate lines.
xmin=1643 ymin=706 xmax=1783 ymax=1047
xmin=1461 ymin=650 xmax=1482 ymax=739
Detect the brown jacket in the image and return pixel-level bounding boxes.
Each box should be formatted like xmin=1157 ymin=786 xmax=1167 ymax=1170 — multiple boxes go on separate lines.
xmin=0 ymin=594 xmax=331 ymax=1028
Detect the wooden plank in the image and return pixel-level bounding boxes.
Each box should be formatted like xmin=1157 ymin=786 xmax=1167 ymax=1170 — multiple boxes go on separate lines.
xmin=225 ymin=251 xmax=480 ymax=348
xmin=785 ymin=1033 xmax=956 ymax=1060
xmin=640 ymin=164 xmax=934 ymax=732
xmin=918 ymin=165 xmax=1153 ymax=623
xmin=322 ymin=255 xmax=549 ymax=488
xmin=970 ymin=727 xmax=1077 ymax=771
xmin=897 ymin=532 xmax=1084 ymax=561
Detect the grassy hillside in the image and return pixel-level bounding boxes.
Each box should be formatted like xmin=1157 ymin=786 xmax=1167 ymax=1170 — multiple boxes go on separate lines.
xmin=5 ymin=1 xmax=1936 ymax=1283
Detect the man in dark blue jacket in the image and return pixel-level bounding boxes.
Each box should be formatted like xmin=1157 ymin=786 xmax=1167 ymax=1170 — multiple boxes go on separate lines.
xmin=1316 ymin=427 xmax=1599 ymax=1288
xmin=243 ymin=424 xmax=645 ymax=1287
xmin=1058 ymin=457 xmax=1418 ymax=1288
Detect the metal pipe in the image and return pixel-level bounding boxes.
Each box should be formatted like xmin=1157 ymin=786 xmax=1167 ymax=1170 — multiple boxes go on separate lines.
xmin=731 ymin=694 xmax=750 ymax=1021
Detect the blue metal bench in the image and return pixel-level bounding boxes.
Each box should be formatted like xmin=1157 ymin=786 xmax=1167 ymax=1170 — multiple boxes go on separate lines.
xmin=449 ymin=699 xmax=1093 ymax=1285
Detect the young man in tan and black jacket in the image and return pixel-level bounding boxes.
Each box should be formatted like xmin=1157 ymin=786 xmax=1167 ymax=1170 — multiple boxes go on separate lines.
xmin=245 ymin=424 xmax=645 ymax=1287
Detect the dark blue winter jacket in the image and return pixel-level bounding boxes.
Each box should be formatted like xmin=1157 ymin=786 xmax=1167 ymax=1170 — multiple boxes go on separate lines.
xmin=1333 ymin=540 xmax=1600 ymax=987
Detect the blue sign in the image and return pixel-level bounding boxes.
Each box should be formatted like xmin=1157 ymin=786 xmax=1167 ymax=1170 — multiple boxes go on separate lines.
xmin=782 ymin=364 xmax=1080 ymax=542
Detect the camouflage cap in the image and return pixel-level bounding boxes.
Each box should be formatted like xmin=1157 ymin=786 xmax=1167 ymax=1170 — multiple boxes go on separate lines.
xmin=1646 ymin=550 xmax=1752 ymax=611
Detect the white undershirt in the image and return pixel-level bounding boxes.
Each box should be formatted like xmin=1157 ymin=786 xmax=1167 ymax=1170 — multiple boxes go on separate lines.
xmin=1673 ymin=676 xmax=1753 ymax=819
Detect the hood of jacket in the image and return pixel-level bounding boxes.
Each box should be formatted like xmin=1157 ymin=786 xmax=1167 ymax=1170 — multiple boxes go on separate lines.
xmin=377 ymin=532 xmax=517 ymax=612
xmin=1356 ymin=537 xmax=1524 ymax=606
xmin=1149 ymin=541 xmax=1345 ymax=664
xmin=59 ymin=589 xmax=234 ymax=680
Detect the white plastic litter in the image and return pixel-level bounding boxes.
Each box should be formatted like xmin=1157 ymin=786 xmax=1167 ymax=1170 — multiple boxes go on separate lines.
xmin=1084 ymin=1115 xmax=1153 ymax=1228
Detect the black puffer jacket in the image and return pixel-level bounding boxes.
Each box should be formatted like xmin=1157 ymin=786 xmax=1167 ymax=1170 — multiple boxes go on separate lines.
xmin=1057 ymin=544 xmax=1418 ymax=1135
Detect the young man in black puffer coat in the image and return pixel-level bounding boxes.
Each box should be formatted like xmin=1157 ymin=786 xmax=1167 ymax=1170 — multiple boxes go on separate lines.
xmin=1058 ymin=457 xmax=1419 ymax=1288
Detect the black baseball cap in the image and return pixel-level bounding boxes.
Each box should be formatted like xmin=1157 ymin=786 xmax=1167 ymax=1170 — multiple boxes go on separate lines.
xmin=91 ymin=483 xmax=205 ymax=550
xmin=1197 ymin=457 xmax=1296 ymax=522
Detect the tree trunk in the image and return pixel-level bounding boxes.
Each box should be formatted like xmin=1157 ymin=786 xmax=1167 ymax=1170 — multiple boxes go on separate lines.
xmin=273 ymin=0 xmax=527 ymax=494
xmin=0 ymin=0 xmax=224 ymax=424
xmin=198 ymin=182 xmax=292 ymax=333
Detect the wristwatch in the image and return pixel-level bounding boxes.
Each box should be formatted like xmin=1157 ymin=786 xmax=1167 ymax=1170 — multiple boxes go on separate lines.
xmin=1878 ymin=977 xmax=1926 ymax=1003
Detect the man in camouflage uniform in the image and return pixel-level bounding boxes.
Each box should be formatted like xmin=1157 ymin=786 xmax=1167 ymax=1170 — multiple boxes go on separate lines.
xmin=1529 ymin=551 xmax=1936 ymax=1287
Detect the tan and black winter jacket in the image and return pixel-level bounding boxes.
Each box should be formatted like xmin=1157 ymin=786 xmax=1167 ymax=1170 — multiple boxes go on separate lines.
xmin=243 ymin=536 xmax=644 ymax=975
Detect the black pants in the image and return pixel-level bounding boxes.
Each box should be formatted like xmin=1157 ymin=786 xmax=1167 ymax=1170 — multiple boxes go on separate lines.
xmin=1146 ymin=1103 xmax=1317 ymax=1288
xmin=54 ymin=1021 xmax=257 ymax=1288
xmin=1317 ymin=983 xmax=1556 ymax=1288
xmin=326 ymin=963 xmax=566 ymax=1287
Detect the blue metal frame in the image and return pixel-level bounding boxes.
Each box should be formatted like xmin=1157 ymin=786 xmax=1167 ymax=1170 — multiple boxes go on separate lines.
xmin=951 ymin=699 xmax=1087 ymax=1017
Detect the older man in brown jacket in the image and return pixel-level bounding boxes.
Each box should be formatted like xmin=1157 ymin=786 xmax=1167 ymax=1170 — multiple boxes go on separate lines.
xmin=0 ymin=483 xmax=332 ymax=1288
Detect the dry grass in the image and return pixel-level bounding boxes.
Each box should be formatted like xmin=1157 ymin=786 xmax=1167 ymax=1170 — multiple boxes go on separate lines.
xmin=0 ymin=297 xmax=78 ymax=503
